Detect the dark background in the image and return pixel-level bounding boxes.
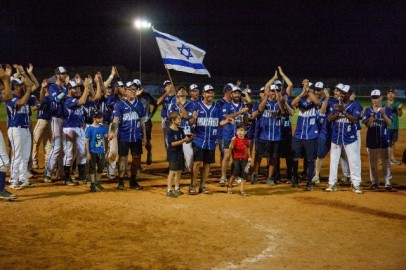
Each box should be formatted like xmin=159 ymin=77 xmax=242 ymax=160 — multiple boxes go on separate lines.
xmin=1 ymin=0 xmax=405 ymax=85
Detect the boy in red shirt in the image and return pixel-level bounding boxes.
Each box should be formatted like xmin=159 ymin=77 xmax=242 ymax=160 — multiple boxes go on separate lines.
xmin=227 ymin=123 xmax=252 ymax=196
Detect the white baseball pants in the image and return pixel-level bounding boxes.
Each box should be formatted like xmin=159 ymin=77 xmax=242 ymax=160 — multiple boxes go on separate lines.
xmin=63 ymin=127 xmax=87 ymax=166
xmin=8 ymin=127 xmax=31 ymax=184
xmin=329 ymin=141 xmax=361 ymax=186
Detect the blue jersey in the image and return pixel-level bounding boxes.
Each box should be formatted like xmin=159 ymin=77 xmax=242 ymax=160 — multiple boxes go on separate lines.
xmin=221 ymin=101 xmax=245 ymax=140
xmin=192 ymin=101 xmax=222 ymax=150
xmin=246 ymin=102 xmax=257 ymax=140
xmin=280 ymin=98 xmax=294 ymax=130
xmin=63 ymin=96 xmax=85 ymax=128
xmin=105 ymin=95 xmax=119 ymax=122
xmin=215 ymin=98 xmax=228 ymax=140
xmin=161 ymin=95 xmax=175 ymax=118
xmin=330 ymin=100 xmax=362 ymax=145
xmin=257 ymin=100 xmax=282 ymax=141
xmin=48 ymin=83 xmax=65 ymax=118
xmin=36 ymin=96 xmax=52 ymax=120
xmin=318 ymin=99 xmax=337 ymax=140
xmin=168 ymin=100 xmax=194 ymax=134
xmin=5 ymin=94 xmax=36 ymax=127
xmin=355 ymin=103 xmax=363 ymax=131
xmin=363 ymin=106 xmax=392 ymax=149
xmin=294 ymin=98 xmax=319 ymax=140
xmin=85 ymin=124 xmax=108 ymax=154
xmin=113 ymin=99 xmax=146 ymax=142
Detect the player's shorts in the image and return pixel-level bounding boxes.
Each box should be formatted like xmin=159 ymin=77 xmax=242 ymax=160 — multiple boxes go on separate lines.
xmin=255 ymin=140 xmax=279 ymax=159
xmin=118 ymin=141 xmax=143 ymax=156
xmin=278 ymin=128 xmax=292 ymax=158
xmin=89 ymin=153 xmax=105 ymax=174
xmin=193 ymin=147 xmax=215 ymax=164
xmin=169 ymin=159 xmax=184 ymax=171
xmin=222 ymin=139 xmax=232 ymax=150
xmin=292 ymin=138 xmax=317 ymax=160
xmin=145 ymin=121 xmax=152 ymax=140
xmin=232 ymin=158 xmax=248 ymax=178
xmin=389 ymin=129 xmax=398 ymax=144
xmin=317 ymin=137 xmax=331 ymax=159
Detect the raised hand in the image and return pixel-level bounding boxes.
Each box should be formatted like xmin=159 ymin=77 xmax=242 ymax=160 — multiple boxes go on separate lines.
xmin=5 ymin=64 xmax=12 ymax=77
xmin=111 ymin=66 xmax=117 ymax=76
xmin=41 ymin=79 xmax=48 ymax=88
xmin=74 ymin=74 xmax=83 ymax=84
xmin=278 ymin=66 xmax=285 ymax=76
xmin=27 ymin=63 xmax=34 ymax=74
xmin=324 ymin=89 xmax=330 ymax=98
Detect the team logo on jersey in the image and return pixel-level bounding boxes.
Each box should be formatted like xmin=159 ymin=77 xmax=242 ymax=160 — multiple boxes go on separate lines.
xmin=122 ymin=111 xmax=140 ymax=121
xmin=196 ymin=117 xmax=219 ymax=127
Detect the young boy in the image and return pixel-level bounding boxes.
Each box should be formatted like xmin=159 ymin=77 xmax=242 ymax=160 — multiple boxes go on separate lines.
xmin=227 ymin=123 xmax=252 ymax=196
xmin=85 ymin=110 xmax=108 ymax=192
xmin=166 ymin=111 xmax=193 ymax=198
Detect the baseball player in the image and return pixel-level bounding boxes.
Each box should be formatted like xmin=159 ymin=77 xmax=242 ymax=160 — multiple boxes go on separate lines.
xmin=188 ymin=85 xmax=228 ymax=194
xmin=6 ymin=74 xmax=37 ymax=189
xmin=156 ymin=80 xmax=176 ymax=151
xmin=219 ymin=86 xmax=250 ymax=186
xmin=44 ymin=66 xmax=69 ymax=183
xmin=326 ymin=84 xmax=363 ymax=194
xmin=110 ymin=80 xmax=146 ymax=190
xmin=363 ymin=89 xmax=393 ymax=190
xmin=216 ymin=83 xmax=233 ymax=167
xmin=0 ymin=64 xmax=17 ymax=200
xmin=62 ymin=77 xmax=94 ymax=185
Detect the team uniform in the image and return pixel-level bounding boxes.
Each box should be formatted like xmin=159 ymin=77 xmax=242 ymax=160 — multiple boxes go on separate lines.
xmin=6 ymin=94 xmax=36 ymax=187
xmin=363 ymin=106 xmax=393 ymax=188
xmin=327 ymin=100 xmax=363 ymax=189
xmin=45 ymin=83 xmax=66 ymax=179
xmin=0 ymin=94 xmax=12 ymax=198
xmin=161 ymin=94 xmax=176 ymax=149
xmin=32 ymin=95 xmax=53 ymax=169
xmin=276 ymin=97 xmax=294 ymax=181
xmin=317 ymin=99 xmax=337 ymax=159
xmin=221 ymin=101 xmax=245 ymax=148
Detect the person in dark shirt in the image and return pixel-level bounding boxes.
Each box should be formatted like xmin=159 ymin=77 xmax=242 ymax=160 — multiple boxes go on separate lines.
xmin=165 ymin=111 xmax=193 ymax=198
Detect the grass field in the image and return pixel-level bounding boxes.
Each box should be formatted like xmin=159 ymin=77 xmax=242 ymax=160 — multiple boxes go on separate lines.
xmin=1 ymin=98 xmax=405 ymax=128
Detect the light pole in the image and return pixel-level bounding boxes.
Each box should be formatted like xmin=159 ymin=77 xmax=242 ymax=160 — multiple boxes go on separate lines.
xmin=134 ymin=19 xmax=151 ymax=81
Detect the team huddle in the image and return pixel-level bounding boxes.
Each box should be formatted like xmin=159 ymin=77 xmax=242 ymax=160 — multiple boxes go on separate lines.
xmin=0 ymin=65 xmax=403 ymax=200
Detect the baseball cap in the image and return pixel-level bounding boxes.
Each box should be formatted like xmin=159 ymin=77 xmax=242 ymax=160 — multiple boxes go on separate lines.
xmin=66 ymin=80 xmax=79 ymax=89
xmin=113 ymin=81 xmax=124 ymax=88
xmin=203 ymin=85 xmax=214 ymax=92
xmin=11 ymin=78 xmax=24 ymax=87
xmin=335 ymin=83 xmax=344 ymax=91
xmin=274 ymin=80 xmax=282 ymax=85
xmin=315 ymin=82 xmax=324 ymax=89
xmin=246 ymin=88 xmax=252 ymax=94
xmin=370 ymin=89 xmax=381 ymax=97
xmin=132 ymin=79 xmax=142 ymax=87
xmin=189 ymin=84 xmax=199 ymax=91
xmin=54 ymin=66 xmax=67 ymax=75
xmin=259 ymin=87 xmax=265 ymax=93
xmin=270 ymin=85 xmax=278 ymax=90
xmin=231 ymin=86 xmax=242 ymax=92
xmin=341 ymin=85 xmax=351 ymax=93
xmin=91 ymin=109 xmax=103 ymax=118
xmin=223 ymin=83 xmax=234 ymax=93
xmin=163 ymin=80 xmax=171 ymax=86
xmin=126 ymin=81 xmax=135 ymax=88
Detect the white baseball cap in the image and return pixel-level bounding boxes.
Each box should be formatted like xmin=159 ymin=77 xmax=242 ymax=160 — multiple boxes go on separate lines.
xmin=189 ymin=84 xmax=199 ymax=91
xmin=315 ymin=82 xmax=324 ymax=89
xmin=163 ymin=80 xmax=171 ymax=86
xmin=270 ymin=85 xmax=278 ymax=90
xmin=274 ymin=80 xmax=282 ymax=85
xmin=371 ymin=89 xmax=381 ymax=97
xmin=335 ymin=83 xmax=344 ymax=91
xmin=341 ymin=85 xmax=351 ymax=93
xmin=132 ymin=79 xmax=141 ymax=87
xmin=232 ymin=86 xmax=242 ymax=92
xmin=66 ymin=80 xmax=78 ymax=89
xmin=203 ymin=85 xmax=214 ymax=92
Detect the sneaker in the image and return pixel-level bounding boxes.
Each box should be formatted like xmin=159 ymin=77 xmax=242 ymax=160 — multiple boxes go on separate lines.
xmin=305 ymin=184 xmax=313 ymax=191
xmin=146 ymin=152 xmax=152 ymax=165
xmin=219 ymin=178 xmax=226 ymax=187
xmin=174 ymin=189 xmax=184 ymax=196
xmin=0 ymin=189 xmax=17 ymax=200
xmin=166 ymin=190 xmax=177 ymax=198
xmin=369 ymin=184 xmax=378 ymax=190
xmin=117 ymin=181 xmax=125 ymax=190
xmin=390 ymin=159 xmax=400 ymax=165
xmin=312 ymin=176 xmax=320 ymax=184
xmin=19 ymin=181 xmax=35 ymax=188
xmin=291 ymin=177 xmax=299 ymax=188
xmin=198 ymin=186 xmax=210 ymax=194
xmin=90 ymin=183 xmax=97 ymax=192
xmin=129 ymin=181 xmax=143 ymax=190
xmin=76 ymin=177 xmax=88 ymax=184
xmin=108 ymin=175 xmax=115 ymax=181
xmin=236 ymin=177 xmax=242 ymax=184
xmin=95 ymin=182 xmax=105 ymax=190
xmin=352 ymin=185 xmax=363 ymax=194
xmin=65 ymin=178 xmax=76 ymax=186
xmin=44 ymin=177 xmax=53 ymax=183
xmin=251 ymin=174 xmax=258 ymax=185
xmin=326 ymin=184 xmax=337 ymax=192
xmin=9 ymin=183 xmax=22 ymax=190
xmin=385 ymin=185 xmax=393 ymax=191
xmin=266 ymin=177 xmax=275 ymax=186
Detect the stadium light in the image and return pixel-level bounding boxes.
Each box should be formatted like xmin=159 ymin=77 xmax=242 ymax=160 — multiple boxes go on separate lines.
xmin=133 ymin=19 xmax=151 ymax=81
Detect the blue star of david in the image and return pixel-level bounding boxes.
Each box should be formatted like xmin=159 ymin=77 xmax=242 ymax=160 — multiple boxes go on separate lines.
xmin=177 ymin=44 xmax=193 ymax=60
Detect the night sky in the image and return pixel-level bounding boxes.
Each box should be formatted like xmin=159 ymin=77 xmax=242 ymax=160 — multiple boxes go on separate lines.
xmin=1 ymin=1 xmax=405 ymax=81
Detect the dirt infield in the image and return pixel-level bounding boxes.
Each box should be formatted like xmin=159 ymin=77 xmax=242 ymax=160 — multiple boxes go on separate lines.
xmin=1 ymin=123 xmax=405 ymax=269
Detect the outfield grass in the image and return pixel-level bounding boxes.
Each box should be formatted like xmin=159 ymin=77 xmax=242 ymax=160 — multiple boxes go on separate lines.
xmin=1 ymin=99 xmax=405 ymax=129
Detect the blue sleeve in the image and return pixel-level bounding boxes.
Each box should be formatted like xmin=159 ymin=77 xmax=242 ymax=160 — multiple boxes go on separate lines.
xmin=85 ymin=126 xmax=92 ymax=138
xmin=5 ymin=97 xmax=18 ymax=109
xmin=362 ymin=108 xmax=372 ymax=123
xmin=112 ymin=102 xmax=121 ymax=118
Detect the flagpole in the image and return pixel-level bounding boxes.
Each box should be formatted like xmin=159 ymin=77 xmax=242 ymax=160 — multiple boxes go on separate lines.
xmin=165 ymin=68 xmax=175 ymax=88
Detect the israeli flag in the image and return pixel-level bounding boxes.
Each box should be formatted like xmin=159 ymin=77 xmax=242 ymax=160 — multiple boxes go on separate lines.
xmin=153 ymin=27 xmax=211 ymax=77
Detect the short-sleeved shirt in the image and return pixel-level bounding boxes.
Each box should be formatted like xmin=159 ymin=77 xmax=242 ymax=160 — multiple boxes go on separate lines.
xmin=85 ymin=125 xmax=108 ymax=154
xmin=215 ymin=98 xmax=228 ymax=140
xmin=192 ymin=100 xmax=222 ymax=150
xmin=294 ymin=98 xmax=319 ymax=140
xmin=5 ymin=94 xmax=36 ymax=127
xmin=330 ymin=100 xmax=362 ymax=145
xmin=362 ymin=106 xmax=392 ymax=149
xmin=168 ymin=100 xmax=194 ymax=134
xmin=233 ymin=137 xmax=250 ymax=160
xmin=221 ymin=101 xmax=245 ymax=140
xmin=105 ymin=94 xmax=119 ymax=122
xmin=160 ymin=95 xmax=175 ymax=119
xmin=382 ymin=100 xmax=402 ymax=130
xmin=257 ymin=99 xmax=282 ymax=141
xmin=167 ymin=127 xmax=185 ymax=161
xmin=63 ymin=96 xmax=86 ymax=128
xmin=113 ymin=99 xmax=146 ymax=142
xmin=48 ymin=83 xmax=65 ymax=118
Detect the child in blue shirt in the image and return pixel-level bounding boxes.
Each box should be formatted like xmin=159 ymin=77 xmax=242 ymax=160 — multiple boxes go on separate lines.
xmin=85 ymin=110 xmax=108 ymax=192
